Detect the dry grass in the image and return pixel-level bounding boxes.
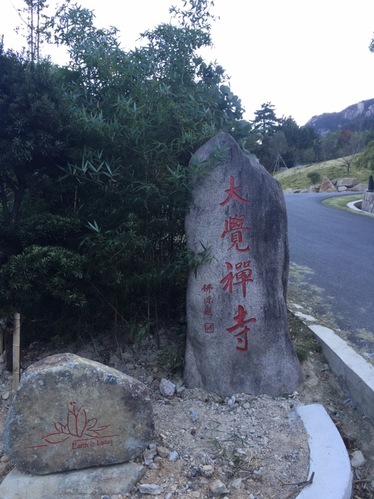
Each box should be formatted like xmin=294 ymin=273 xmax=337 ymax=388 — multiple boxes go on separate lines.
xmin=274 ymin=157 xmax=369 ymax=190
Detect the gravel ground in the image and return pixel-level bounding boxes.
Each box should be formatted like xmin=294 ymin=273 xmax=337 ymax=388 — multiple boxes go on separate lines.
xmin=0 ymin=313 xmax=373 ymax=498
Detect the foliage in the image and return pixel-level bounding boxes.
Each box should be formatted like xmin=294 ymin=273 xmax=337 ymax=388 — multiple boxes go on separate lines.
xmin=251 ymin=102 xmax=281 ymax=138
xmin=246 ymin=101 xmax=373 ymax=173
xmin=306 ymin=171 xmax=322 ymax=184
xmin=245 ymin=103 xmax=320 ymax=171
xmin=0 ymin=244 xmax=88 ymax=341
xmin=319 ymin=129 xmax=371 ymax=164
xmin=16 ymin=0 xmax=50 ymax=62
xmin=0 ymin=0 xmax=251 ymax=343
xmin=0 ymin=49 xmax=81 ymax=226
xmin=355 ymin=140 xmax=374 ymax=174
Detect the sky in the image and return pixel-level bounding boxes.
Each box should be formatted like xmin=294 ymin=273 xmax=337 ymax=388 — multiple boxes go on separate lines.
xmin=1 ymin=0 xmax=374 ymax=126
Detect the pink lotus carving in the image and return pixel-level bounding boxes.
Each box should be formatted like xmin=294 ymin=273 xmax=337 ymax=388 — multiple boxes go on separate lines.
xmin=43 ymin=402 xmax=110 ymax=445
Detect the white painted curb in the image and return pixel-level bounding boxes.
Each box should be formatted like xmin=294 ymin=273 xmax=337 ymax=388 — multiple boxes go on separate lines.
xmin=309 ymin=324 xmax=374 ymax=422
xmin=296 ymin=404 xmax=353 ymax=499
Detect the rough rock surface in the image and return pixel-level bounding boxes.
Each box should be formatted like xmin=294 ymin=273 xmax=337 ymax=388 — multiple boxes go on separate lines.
xmin=335 ymin=177 xmax=358 ymax=189
xmin=319 ymin=176 xmax=337 ymax=193
xmin=3 ymin=353 xmax=154 ymax=474
xmin=0 ymin=462 xmax=145 ymax=498
xmin=185 ymin=132 xmax=303 ymax=396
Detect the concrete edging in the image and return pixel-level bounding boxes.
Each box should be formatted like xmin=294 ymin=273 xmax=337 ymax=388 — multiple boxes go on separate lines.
xmin=296 ymin=404 xmax=353 ymax=499
xmin=346 ymin=199 xmax=374 ymax=217
xmin=290 ymin=311 xmax=374 ymax=499
xmin=309 ymin=324 xmax=374 ymax=422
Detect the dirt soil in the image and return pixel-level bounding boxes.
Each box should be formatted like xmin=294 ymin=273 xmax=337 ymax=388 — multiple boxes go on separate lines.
xmin=0 ymin=312 xmax=373 ymax=499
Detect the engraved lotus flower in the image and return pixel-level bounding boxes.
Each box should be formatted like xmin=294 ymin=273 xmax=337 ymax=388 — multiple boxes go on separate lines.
xmin=43 ymin=402 xmax=110 ymax=444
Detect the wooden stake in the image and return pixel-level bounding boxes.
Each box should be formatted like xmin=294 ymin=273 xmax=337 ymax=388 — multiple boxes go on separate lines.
xmin=12 ymin=312 xmax=21 ymax=393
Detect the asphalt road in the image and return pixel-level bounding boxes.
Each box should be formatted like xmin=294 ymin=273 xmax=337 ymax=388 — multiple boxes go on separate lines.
xmin=285 ymin=192 xmax=374 ymax=362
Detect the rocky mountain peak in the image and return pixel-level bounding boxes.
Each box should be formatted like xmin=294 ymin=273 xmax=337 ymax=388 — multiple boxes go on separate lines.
xmin=306 ymin=98 xmax=374 ymax=135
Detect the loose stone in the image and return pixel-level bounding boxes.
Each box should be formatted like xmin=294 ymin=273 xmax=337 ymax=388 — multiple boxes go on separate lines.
xmin=156 ymin=446 xmax=170 ymax=458
xmin=200 ymin=464 xmax=214 ymax=478
xmin=168 ymin=450 xmax=179 ymax=461
xmin=209 ymin=478 xmax=229 ymax=495
xmin=138 ymin=483 xmax=164 ymax=495
xmin=351 ymin=450 xmax=366 ymax=468
xmin=159 ymin=378 xmax=176 ymax=397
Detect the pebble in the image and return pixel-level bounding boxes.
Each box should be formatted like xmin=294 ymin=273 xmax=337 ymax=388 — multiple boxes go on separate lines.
xmin=209 ymin=479 xmax=229 ymax=495
xmin=200 ymin=464 xmax=214 ymax=478
xmin=168 ymin=450 xmax=179 ymax=461
xmin=159 ymin=378 xmax=176 ymax=397
xmin=156 ymin=446 xmax=170 ymax=458
xmin=190 ymin=409 xmax=199 ymax=421
xmin=143 ymin=447 xmax=157 ymax=465
xmin=231 ymin=478 xmax=243 ymax=490
xmin=350 ymin=450 xmax=366 ymax=468
xmin=225 ymin=395 xmax=236 ymax=406
xmin=138 ymin=483 xmax=164 ymax=495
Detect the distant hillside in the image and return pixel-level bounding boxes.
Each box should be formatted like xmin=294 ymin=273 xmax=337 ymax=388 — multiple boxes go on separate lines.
xmin=306 ymin=98 xmax=374 ymax=135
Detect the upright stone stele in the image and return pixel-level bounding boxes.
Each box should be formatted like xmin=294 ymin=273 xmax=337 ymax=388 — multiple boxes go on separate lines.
xmin=184 ymin=132 xmax=303 ymax=396
xmin=3 ymin=353 xmax=154 ymax=475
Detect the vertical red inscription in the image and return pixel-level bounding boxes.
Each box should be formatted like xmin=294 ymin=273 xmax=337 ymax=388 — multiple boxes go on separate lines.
xmin=226 ymin=305 xmax=256 ymax=352
xmin=220 ymin=176 xmax=250 ymax=206
xmin=220 ymin=261 xmax=253 ymax=298
xmin=221 ymin=214 xmax=250 ymax=252
xmin=218 ymin=176 xmax=256 ymax=352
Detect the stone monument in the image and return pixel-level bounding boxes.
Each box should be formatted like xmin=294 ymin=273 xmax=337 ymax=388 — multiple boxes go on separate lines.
xmin=3 ymin=353 xmax=154 ymax=475
xmin=184 ymin=132 xmax=303 ymax=396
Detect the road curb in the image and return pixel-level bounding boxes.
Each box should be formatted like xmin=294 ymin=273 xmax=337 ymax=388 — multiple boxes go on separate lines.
xmin=296 ymin=404 xmax=353 ymax=499
xmin=289 ymin=308 xmax=374 ymax=499
xmin=308 ymin=324 xmax=374 ymax=422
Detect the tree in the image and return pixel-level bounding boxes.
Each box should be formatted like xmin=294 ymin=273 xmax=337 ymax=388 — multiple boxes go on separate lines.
xmin=16 ymin=0 xmax=50 ymax=62
xmin=338 ymin=131 xmax=366 ymax=175
xmin=0 ymin=49 xmax=80 ymax=226
xmin=252 ymin=102 xmax=281 ymax=140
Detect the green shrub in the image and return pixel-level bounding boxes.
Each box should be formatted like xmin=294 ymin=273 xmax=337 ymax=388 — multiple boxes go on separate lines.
xmin=307 ymin=171 xmax=322 ymax=184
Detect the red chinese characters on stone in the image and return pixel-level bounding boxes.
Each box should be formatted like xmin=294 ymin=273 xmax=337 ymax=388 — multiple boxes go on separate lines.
xmin=220 ymin=176 xmax=249 ymax=206
xmin=221 ymin=214 xmax=250 ymax=252
xmin=220 ymin=261 xmax=253 ymax=298
xmin=226 ymin=305 xmax=256 ymax=352
xmin=205 ymin=176 xmax=256 ymax=352
xmin=203 ymin=295 xmax=213 ymax=317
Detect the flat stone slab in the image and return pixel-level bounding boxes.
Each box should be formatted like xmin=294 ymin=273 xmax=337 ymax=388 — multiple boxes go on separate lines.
xmin=3 ymin=353 xmax=154 ymax=474
xmin=0 ymin=462 xmax=145 ymax=498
